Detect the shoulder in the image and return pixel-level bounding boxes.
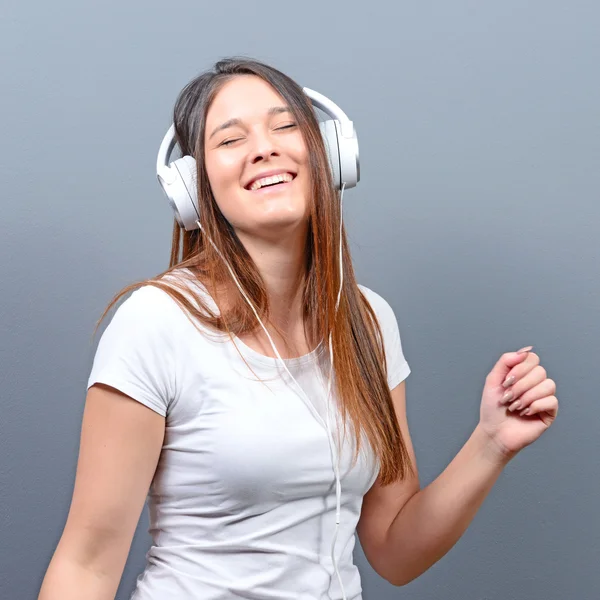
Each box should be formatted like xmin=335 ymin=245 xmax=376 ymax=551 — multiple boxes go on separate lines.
xmin=357 ymin=283 xmax=411 ymax=387
xmin=89 ymin=284 xmax=185 ymax=416
xmin=116 ymin=284 xmax=183 ymax=322
xmin=357 ymin=283 xmax=397 ymax=323
xmin=119 ymin=267 xmax=212 ymax=317
xmin=357 ymin=283 xmax=388 ymax=306
xmin=104 ymin=281 xmax=194 ymax=345
xmin=109 ymin=271 xmax=222 ymax=345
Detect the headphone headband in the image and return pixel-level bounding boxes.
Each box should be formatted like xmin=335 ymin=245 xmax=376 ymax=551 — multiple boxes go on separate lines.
xmin=302 ymin=87 xmax=354 ymax=138
xmin=156 ymin=124 xmax=178 ymax=185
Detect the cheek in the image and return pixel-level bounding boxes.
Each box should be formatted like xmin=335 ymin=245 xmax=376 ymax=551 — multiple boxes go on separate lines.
xmin=295 ymin=144 xmax=311 ymax=194
xmin=291 ymin=136 xmax=309 ymax=166
xmin=205 ymin=153 xmax=243 ymax=198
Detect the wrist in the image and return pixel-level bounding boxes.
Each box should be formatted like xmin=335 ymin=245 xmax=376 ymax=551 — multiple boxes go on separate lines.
xmin=473 ymin=424 xmax=516 ymax=467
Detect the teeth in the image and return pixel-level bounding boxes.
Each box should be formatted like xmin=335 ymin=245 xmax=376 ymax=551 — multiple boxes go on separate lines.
xmin=249 ymin=172 xmax=293 ymax=191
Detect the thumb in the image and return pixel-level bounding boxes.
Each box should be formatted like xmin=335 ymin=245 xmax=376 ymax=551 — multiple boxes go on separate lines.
xmin=487 ymin=346 xmax=533 ymax=388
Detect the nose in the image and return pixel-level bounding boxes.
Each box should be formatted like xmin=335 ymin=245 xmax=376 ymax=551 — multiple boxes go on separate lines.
xmin=249 ymin=130 xmax=279 ymax=164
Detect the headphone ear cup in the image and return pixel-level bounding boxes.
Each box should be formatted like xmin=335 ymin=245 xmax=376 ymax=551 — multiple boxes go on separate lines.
xmin=157 ymin=155 xmax=200 ymax=230
xmin=335 ymin=121 xmax=359 ymax=189
xmin=319 ymin=120 xmax=359 ymax=190
xmin=319 ymin=120 xmax=342 ymax=189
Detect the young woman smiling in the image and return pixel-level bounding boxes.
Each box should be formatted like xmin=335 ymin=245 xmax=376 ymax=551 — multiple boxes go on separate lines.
xmin=39 ymin=58 xmax=558 ymax=600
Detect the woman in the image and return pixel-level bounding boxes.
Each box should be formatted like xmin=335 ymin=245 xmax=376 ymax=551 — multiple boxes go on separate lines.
xmin=39 ymin=58 xmax=559 ymax=600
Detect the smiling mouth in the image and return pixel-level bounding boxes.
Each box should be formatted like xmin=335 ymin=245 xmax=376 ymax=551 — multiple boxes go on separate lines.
xmin=245 ymin=172 xmax=297 ymax=191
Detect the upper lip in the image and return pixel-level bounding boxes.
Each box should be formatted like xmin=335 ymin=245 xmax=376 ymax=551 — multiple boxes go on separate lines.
xmin=244 ymin=169 xmax=297 ymax=190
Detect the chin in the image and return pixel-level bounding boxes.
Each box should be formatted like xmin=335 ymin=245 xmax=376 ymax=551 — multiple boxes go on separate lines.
xmin=254 ymin=198 xmax=309 ymax=223
xmin=260 ymin=215 xmax=307 ymax=233
xmin=242 ymin=214 xmax=309 ymax=241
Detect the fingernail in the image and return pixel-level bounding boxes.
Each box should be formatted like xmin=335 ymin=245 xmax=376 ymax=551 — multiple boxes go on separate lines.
xmin=502 ymin=390 xmax=514 ymax=404
xmin=502 ymin=375 xmax=515 ymax=389
xmin=517 ymin=345 xmax=534 ymax=354
xmin=509 ymin=401 xmax=521 ymax=412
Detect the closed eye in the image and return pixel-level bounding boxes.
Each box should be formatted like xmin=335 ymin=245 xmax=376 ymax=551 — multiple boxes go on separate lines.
xmin=218 ymin=123 xmax=296 ymax=147
xmin=219 ymin=138 xmax=242 ymax=147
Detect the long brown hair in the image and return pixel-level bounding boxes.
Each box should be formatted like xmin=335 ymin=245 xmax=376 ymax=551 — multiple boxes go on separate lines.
xmin=95 ymin=57 xmax=413 ymax=485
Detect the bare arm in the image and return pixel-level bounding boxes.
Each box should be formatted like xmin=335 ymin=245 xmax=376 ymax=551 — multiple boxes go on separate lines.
xmin=358 ymin=382 xmax=510 ymax=586
xmin=381 ymin=425 xmax=508 ymax=585
xmin=38 ymin=383 xmax=165 ymax=600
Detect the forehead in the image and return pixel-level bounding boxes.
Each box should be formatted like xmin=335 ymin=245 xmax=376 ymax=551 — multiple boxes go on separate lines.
xmin=205 ymin=76 xmax=287 ymax=130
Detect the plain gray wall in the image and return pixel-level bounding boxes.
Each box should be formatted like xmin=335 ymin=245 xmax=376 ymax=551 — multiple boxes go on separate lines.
xmin=1 ymin=1 xmax=598 ymax=598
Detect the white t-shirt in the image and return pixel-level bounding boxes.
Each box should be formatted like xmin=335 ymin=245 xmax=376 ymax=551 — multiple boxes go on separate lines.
xmin=87 ymin=270 xmax=411 ymax=600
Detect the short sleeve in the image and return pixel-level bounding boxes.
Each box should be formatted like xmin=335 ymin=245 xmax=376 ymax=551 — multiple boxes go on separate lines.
xmin=358 ymin=284 xmax=411 ymax=389
xmin=87 ymin=286 xmax=179 ymax=417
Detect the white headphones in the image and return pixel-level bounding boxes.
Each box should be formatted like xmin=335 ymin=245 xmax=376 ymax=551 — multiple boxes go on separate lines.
xmin=156 ymin=87 xmax=360 ymax=230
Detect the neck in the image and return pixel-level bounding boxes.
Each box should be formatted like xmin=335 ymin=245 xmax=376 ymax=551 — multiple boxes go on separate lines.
xmin=235 ymin=228 xmax=308 ymax=330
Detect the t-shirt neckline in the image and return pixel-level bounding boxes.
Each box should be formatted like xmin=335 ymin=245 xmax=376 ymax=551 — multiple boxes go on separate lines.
xmin=232 ymin=335 xmax=326 ymax=368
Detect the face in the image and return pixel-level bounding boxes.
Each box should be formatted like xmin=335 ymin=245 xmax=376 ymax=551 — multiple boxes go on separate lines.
xmin=203 ymin=75 xmax=311 ymax=242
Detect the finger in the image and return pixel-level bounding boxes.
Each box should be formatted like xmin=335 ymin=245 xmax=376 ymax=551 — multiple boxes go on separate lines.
xmin=506 ymin=378 xmax=556 ymax=412
xmin=500 ymin=365 xmax=547 ymax=404
xmin=518 ymin=395 xmax=559 ymax=421
xmin=501 ymin=365 xmax=548 ymax=405
xmin=513 ymin=364 xmax=549 ymax=397
xmin=487 ymin=348 xmax=533 ymax=389
xmin=502 ymin=352 xmax=540 ymax=389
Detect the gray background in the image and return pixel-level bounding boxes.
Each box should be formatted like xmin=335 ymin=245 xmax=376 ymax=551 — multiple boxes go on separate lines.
xmin=1 ymin=1 xmax=598 ymax=598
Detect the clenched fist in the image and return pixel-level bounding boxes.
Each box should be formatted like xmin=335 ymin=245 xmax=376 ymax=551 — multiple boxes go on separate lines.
xmin=478 ymin=347 xmax=559 ymax=460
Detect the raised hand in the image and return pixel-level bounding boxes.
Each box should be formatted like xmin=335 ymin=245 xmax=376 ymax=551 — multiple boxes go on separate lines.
xmin=477 ymin=347 xmax=559 ymax=459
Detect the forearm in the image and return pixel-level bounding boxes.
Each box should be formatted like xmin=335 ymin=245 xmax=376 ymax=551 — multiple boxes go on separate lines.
xmin=382 ymin=425 xmax=512 ymax=586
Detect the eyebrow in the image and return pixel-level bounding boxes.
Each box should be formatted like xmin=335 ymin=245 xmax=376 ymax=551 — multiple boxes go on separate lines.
xmin=208 ymin=106 xmax=292 ymax=140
